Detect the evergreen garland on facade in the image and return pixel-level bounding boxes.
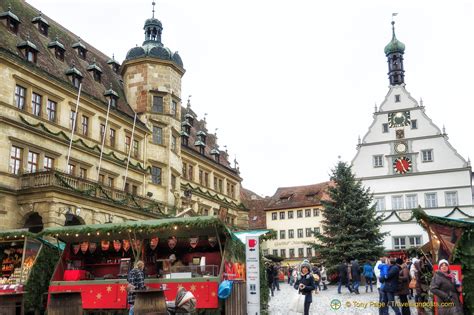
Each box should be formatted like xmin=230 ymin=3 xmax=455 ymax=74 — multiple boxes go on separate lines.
xmin=311 ymin=161 xmax=386 ymax=269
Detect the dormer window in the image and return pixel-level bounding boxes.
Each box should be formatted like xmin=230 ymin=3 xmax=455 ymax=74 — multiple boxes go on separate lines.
xmin=196 ymin=130 xmax=207 ymax=144
xmin=107 ymin=54 xmax=120 ymax=74
xmin=17 ymin=38 xmax=39 ymax=64
xmin=0 ymin=6 xmax=20 ymax=34
xmin=31 ymin=12 xmax=49 ymax=36
xmin=185 ymin=113 xmax=194 ymax=126
xmin=210 ymin=148 xmax=220 ymax=163
xmin=48 ymin=36 xmax=65 ymax=61
xmin=72 ymin=38 xmax=87 ymax=60
xmin=104 ymin=85 xmax=119 ymax=108
xmin=65 ymin=65 xmax=83 ymax=88
xmin=87 ymin=60 xmax=103 ymax=82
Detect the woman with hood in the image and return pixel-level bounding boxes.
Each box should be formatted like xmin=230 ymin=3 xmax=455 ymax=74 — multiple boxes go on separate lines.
xmin=294 ymin=261 xmax=316 ymax=315
xmin=430 ymin=259 xmax=463 ymax=315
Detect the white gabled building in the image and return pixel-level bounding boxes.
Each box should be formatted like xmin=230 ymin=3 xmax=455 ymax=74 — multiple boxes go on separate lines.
xmin=352 ymin=21 xmax=474 ymax=251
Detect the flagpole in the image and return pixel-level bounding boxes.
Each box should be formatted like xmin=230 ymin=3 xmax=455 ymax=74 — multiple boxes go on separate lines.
xmin=123 ymin=112 xmax=137 ymax=190
xmin=66 ymin=83 xmax=82 ymax=171
xmin=97 ymin=98 xmax=112 ymax=181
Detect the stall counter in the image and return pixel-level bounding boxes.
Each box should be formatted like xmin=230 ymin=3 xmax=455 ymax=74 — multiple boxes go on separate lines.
xmin=49 ymin=277 xmax=219 ymax=309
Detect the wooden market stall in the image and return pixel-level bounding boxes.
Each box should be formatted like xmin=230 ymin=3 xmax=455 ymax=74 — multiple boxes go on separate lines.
xmin=40 ymin=217 xmax=245 ymax=312
xmin=414 ymin=208 xmax=474 ymax=314
xmin=0 ymin=230 xmax=51 ymax=315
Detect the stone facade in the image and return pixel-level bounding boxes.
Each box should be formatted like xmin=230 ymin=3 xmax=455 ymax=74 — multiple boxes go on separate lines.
xmin=0 ymin=0 xmax=247 ymax=231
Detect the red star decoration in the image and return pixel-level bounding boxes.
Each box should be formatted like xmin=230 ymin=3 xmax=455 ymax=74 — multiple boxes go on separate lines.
xmin=190 ymin=284 xmax=197 ymax=292
xmin=96 ymin=293 xmax=102 ymax=300
xmin=106 ymin=286 xmax=112 ymax=293
xmin=119 ymin=285 xmax=126 ymax=292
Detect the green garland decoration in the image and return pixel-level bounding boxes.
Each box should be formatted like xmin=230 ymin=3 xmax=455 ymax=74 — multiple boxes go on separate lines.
xmin=19 ymin=115 xmax=150 ymax=173
xmin=381 ymin=206 xmax=474 ymax=223
xmin=23 ymin=243 xmax=61 ymax=313
xmin=182 ymin=183 xmax=247 ymax=210
xmin=0 ymin=229 xmax=34 ymax=240
xmin=38 ymin=216 xmax=227 ymax=238
xmin=53 ymin=172 xmax=169 ymax=216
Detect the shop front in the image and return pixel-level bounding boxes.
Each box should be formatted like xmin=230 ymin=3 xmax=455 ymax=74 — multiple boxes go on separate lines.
xmin=40 ymin=216 xmax=245 ymax=312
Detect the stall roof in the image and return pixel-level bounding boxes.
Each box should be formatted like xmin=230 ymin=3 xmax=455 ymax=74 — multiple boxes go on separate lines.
xmin=413 ymin=208 xmax=474 ymax=229
xmin=38 ymin=216 xmax=234 ymax=243
xmin=0 ymin=228 xmax=34 ymax=240
xmin=232 ymin=230 xmax=270 ymax=243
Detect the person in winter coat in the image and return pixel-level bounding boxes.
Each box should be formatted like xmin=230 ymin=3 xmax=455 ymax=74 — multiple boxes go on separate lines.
xmin=320 ymin=265 xmax=328 ymax=290
xmin=374 ymin=257 xmax=387 ymax=315
xmin=294 ymin=261 xmax=316 ymax=315
xmin=273 ymin=264 xmax=280 ymax=291
xmin=430 ymin=259 xmax=463 ymax=315
xmin=127 ymin=260 xmax=146 ymax=315
xmin=337 ymin=260 xmax=353 ymax=294
xmin=312 ymin=264 xmax=321 ymax=292
xmin=351 ymin=259 xmax=361 ymax=294
xmin=396 ymin=260 xmax=411 ymax=315
xmin=266 ymin=264 xmax=275 ymax=297
xmin=363 ymin=261 xmax=374 ymax=293
xmin=382 ymin=258 xmax=402 ymax=315
xmin=288 ymin=265 xmax=293 ymax=284
xmin=412 ymin=257 xmax=429 ymax=315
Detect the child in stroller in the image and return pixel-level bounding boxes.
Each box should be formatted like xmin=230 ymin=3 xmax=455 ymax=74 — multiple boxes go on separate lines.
xmin=167 ymin=287 xmax=197 ymax=314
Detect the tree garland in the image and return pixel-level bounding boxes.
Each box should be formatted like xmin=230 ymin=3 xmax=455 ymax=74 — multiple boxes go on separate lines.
xmin=182 ymin=183 xmax=247 ymax=210
xmin=19 ymin=115 xmax=150 ymax=173
xmin=382 ymin=206 xmax=474 ymax=223
xmin=53 ymin=172 xmax=169 ymax=216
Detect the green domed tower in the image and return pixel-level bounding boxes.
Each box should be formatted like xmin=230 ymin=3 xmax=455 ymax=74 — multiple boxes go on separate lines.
xmin=384 ymin=21 xmax=405 ymax=86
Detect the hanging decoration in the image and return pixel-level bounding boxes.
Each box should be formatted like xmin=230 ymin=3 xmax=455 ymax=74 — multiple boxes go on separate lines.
xmin=133 ymin=239 xmax=141 ymax=250
xmin=123 ymin=239 xmax=131 ymax=252
xmin=208 ymin=236 xmax=217 ymax=248
xmin=168 ymin=236 xmax=177 ymax=249
xmin=89 ymin=242 xmax=97 ymax=254
xmin=113 ymin=240 xmax=122 ymax=252
xmin=80 ymin=241 xmax=89 ymax=254
xmin=189 ymin=236 xmax=199 ymax=249
xmin=101 ymin=240 xmax=110 ymax=251
xmin=150 ymin=237 xmax=159 ymax=250
xmin=72 ymin=244 xmax=80 ymax=255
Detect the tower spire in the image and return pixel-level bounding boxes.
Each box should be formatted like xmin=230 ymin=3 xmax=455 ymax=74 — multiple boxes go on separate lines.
xmin=152 ymin=1 xmax=156 ymax=18
xmin=384 ymin=19 xmax=406 ymax=86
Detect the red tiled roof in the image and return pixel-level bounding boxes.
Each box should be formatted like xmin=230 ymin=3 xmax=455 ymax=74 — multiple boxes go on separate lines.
xmin=264 ymin=181 xmax=331 ymax=211
xmin=240 ymin=187 xmax=268 ymax=229
xmin=0 ymin=1 xmax=145 ymax=128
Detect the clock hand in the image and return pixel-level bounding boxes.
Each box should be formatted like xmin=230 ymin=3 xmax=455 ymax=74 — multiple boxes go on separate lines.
xmin=401 ymin=161 xmax=407 ymax=173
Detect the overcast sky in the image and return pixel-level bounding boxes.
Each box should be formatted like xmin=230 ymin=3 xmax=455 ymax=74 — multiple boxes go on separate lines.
xmin=27 ymin=0 xmax=474 ymax=197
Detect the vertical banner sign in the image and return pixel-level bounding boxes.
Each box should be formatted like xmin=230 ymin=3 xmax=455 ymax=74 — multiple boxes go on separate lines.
xmin=245 ymin=236 xmax=260 ymax=315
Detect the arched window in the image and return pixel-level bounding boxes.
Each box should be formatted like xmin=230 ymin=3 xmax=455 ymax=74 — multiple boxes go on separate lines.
xmin=23 ymin=212 xmax=44 ymax=233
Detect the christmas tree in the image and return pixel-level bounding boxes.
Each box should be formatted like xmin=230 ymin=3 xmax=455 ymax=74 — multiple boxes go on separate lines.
xmin=311 ymin=161 xmax=386 ymax=268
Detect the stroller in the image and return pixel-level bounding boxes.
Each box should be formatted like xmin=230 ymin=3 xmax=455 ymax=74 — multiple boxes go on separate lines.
xmin=167 ymin=287 xmax=197 ymax=314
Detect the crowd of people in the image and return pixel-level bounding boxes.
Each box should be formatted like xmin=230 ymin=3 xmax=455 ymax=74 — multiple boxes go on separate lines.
xmin=265 ymin=254 xmax=464 ymax=315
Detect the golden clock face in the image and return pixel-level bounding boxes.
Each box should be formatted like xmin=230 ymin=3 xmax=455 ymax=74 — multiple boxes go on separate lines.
xmin=389 ymin=111 xmax=411 ymax=128
xmin=395 ymin=142 xmax=408 ymax=154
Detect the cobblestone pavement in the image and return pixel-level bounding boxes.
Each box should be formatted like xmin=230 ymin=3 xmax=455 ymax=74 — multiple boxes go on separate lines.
xmin=267 ymin=282 xmax=419 ymax=315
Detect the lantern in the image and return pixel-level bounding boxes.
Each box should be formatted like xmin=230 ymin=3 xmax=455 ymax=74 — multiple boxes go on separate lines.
xmin=123 ymin=239 xmax=131 ymax=252
xmin=133 ymin=239 xmax=141 ymax=250
xmin=189 ymin=236 xmax=199 ymax=249
xmin=72 ymin=244 xmax=80 ymax=255
xmin=80 ymin=241 xmax=89 ymax=254
xmin=101 ymin=240 xmax=110 ymax=251
xmin=168 ymin=236 xmax=177 ymax=249
xmin=113 ymin=240 xmax=122 ymax=252
xmin=89 ymin=242 xmax=97 ymax=254
xmin=208 ymin=236 xmax=217 ymax=248
xmin=150 ymin=237 xmax=159 ymax=250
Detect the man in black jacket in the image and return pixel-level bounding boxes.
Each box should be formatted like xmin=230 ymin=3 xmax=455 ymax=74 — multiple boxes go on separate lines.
xmin=337 ymin=260 xmax=353 ymax=294
xmin=351 ymin=259 xmax=361 ymax=294
xmin=382 ymin=258 xmax=402 ymax=315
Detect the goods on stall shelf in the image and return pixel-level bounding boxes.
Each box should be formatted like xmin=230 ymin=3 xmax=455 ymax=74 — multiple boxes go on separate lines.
xmin=41 ymin=217 xmax=246 ymax=311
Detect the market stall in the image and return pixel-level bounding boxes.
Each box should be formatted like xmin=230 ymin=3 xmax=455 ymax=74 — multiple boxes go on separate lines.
xmin=0 ymin=230 xmax=42 ymax=293
xmin=414 ymin=208 xmax=474 ymax=314
xmin=40 ymin=217 xmax=245 ymax=312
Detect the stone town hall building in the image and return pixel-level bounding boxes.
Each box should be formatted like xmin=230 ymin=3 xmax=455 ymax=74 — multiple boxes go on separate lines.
xmin=352 ymin=22 xmax=474 ymax=251
xmin=0 ymin=1 xmax=248 ymax=231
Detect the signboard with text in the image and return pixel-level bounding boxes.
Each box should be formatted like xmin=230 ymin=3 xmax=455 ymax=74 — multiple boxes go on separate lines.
xmin=245 ymin=236 xmax=260 ymax=315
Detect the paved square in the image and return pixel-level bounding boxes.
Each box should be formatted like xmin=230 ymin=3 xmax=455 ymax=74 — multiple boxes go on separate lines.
xmin=267 ymin=282 xmax=418 ymax=314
